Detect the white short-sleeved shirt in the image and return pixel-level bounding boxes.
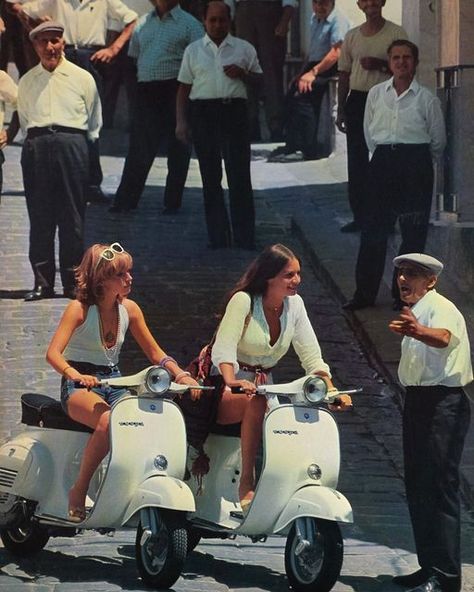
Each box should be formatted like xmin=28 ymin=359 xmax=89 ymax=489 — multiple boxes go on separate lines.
xmin=398 ymin=290 xmax=473 ymax=387
xmin=338 ymin=20 xmax=408 ymax=92
xmin=178 ymin=34 xmax=262 ymax=100
xmin=19 ymin=0 xmax=137 ymax=47
xmin=212 ymin=291 xmax=330 ymax=377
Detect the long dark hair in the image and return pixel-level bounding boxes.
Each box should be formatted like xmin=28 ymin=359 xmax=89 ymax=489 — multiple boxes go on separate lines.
xmin=224 ymin=244 xmax=298 ymax=308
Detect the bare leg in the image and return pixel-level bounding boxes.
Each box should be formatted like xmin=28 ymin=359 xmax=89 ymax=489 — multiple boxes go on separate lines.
xmin=66 ymin=390 xmax=111 ymax=517
xmin=217 ymin=391 xmax=267 ymax=503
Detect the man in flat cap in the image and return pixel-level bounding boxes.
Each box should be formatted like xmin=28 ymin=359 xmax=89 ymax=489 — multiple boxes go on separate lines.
xmin=389 ymin=253 xmax=472 ymax=592
xmin=343 ymin=40 xmax=446 ymax=311
xmin=9 ymin=0 xmax=137 ymax=203
xmin=17 ymin=21 xmax=101 ymax=300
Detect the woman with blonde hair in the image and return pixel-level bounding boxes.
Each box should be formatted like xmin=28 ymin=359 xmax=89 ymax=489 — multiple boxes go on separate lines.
xmin=46 ymin=242 xmax=198 ymax=522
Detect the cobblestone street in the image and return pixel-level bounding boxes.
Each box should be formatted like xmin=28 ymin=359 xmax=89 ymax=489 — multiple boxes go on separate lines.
xmin=0 ymin=135 xmax=473 ymax=591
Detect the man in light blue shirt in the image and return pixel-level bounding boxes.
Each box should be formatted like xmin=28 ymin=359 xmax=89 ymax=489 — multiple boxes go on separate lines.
xmin=268 ymin=0 xmax=350 ymax=162
xmin=110 ymin=0 xmax=203 ymax=214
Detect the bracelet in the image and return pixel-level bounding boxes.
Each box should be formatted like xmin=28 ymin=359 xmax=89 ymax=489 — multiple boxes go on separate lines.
xmin=174 ymin=371 xmax=191 ymax=384
xmin=159 ymin=356 xmax=177 ymax=369
xmin=62 ymin=365 xmax=72 ymax=377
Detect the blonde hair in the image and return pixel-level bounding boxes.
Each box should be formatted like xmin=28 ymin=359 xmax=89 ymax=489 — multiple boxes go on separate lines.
xmin=75 ymin=243 xmax=133 ymax=305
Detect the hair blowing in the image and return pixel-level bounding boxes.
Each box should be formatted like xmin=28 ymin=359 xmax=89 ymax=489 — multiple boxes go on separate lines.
xmin=75 ymin=243 xmax=133 ymax=305
xmin=224 ymin=244 xmax=298 ymax=309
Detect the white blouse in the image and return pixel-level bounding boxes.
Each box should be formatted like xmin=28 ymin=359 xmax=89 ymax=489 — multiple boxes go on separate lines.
xmin=212 ymin=291 xmax=331 ymax=376
xmin=398 ymin=290 xmax=473 ymax=387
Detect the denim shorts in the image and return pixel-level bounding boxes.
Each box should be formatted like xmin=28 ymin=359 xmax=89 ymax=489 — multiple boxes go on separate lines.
xmin=60 ymin=362 xmax=129 ymax=413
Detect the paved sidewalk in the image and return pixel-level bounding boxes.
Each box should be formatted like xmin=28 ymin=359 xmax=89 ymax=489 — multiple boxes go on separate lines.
xmin=249 ymin=132 xmax=474 ymax=509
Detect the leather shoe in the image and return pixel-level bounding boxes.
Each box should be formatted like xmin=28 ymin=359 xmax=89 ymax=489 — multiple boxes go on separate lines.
xmin=87 ymin=186 xmax=111 ymax=204
xmin=161 ymin=207 xmax=180 ymax=215
xmin=340 ymin=221 xmax=361 ymax=233
xmin=24 ymin=286 xmax=55 ymax=301
xmin=342 ymin=298 xmax=374 ymax=311
xmin=407 ymin=575 xmax=444 ymax=591
xmin=393 ymin=569 xmax=430 ymax=587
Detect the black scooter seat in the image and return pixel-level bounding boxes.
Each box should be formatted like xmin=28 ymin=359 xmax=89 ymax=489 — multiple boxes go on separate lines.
xmin=21 ymin=393 xmax=92 ymax=433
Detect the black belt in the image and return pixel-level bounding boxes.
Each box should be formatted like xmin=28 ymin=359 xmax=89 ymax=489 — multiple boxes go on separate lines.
xmin=376 ymin=143 xmax=430 ymax=152
xmin=192 ymin=98 xmax=246 ymax=105
xmin=65 ymin=44 xmax=104 ymax=51
xmin=27 ymin=126 xmax=87 ymax=139
xmin=68 ymin=361 xmax=119 ymax=375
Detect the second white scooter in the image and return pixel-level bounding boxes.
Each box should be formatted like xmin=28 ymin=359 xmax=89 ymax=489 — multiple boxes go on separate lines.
xmin=184 ymin=376 xmax=358 ymax=592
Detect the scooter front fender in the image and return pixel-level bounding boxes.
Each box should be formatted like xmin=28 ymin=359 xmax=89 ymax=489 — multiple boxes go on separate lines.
xmin=273 ymin=486 xmax=353 ymax=533
xmin=122 ymin=475 xmax=195 ymax=525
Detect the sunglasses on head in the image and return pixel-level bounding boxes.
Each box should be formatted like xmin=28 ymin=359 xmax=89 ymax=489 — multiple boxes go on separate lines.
xmin=94 ymin=242 xmax=125 ymax=271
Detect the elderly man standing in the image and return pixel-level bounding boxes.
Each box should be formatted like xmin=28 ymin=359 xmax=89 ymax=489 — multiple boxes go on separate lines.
xmin=389 ymin=253 xmax=472 ymax=592
xmin=9 ymin=0 xmax=137 ymax=202
xmin=268 ymin=0 xmax=351 ymax=162
xmin=343 ymin=40 xmax=446 ymax=311
xmin=176 ymin=0 xmax=262 ymax=249
xmin=17 ymin=21 xmax=101 ymax=301
xmin=109 ymin=0 xmax=203 ymax=214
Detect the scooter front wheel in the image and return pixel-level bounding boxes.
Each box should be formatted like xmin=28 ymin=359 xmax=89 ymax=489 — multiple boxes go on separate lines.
xmin=135 ymin=509 xmax=187 ymax=589
xmin=0 ymin=522 xmax=50 ymax=556
xmin=284 ymin=518 xmax=343 ymax=592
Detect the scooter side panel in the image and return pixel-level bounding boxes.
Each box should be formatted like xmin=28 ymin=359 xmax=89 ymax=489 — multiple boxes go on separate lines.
xmin=238 ymin=404 xmax=342 ymax=535
xmin=187 ymin=434 xmax=242 ymax=527
xmin=272 ymin=486 xmax=353 ymax=533
xmin=84 ymin=397 xmax=188 ymax=527
xmin=0 ymin=429 xmax=88 ymax=516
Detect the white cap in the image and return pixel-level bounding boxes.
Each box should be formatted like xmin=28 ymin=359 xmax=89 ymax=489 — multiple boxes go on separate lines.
xmin=393 ymin=253 xmax=444 ymax=276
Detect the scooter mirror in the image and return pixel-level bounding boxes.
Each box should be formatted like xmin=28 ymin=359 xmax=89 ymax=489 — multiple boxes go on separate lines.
xmin=303 ymin=376 xmax=327 ymax=405
xmin=145 ymin=366 xmax=171 ymax=396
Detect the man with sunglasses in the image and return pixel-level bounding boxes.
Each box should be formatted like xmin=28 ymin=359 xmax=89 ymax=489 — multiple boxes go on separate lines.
xmin=389 ymin=253 xmax=472 ymax=592
xmin=17 ymin=21 xmax=101 ymax=301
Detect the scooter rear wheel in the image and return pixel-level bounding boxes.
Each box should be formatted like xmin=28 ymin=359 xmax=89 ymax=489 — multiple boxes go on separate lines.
xmin=135 ymin=510 xmax=187 ymax=589
xmin=0 ymin=522 xmax=50 ymax=556
xmin=284 ymin=518 xmax=343 ymax=592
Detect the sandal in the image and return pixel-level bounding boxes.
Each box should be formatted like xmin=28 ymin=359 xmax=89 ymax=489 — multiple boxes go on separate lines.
xmin=240 ymin=491 xmax=254 ymax=516
xmin=68 ymin=506 xmax=86 ymax=523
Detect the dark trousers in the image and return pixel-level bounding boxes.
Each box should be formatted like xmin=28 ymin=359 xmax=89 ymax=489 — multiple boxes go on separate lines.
xmin=190 ymin=99 xmax=255 ymax=249
xmin=344 ymin=90 xmax=369 ymax=226
xmin=0 ymin=7 xmax=28 ymax=75
xmin=404 ymin=386 xmax=470 ymax=591
xmin=64 ymin=46 xmax=104 ymax=188
xmin=285 ymin=62 xmax=337 ymax=159
xmin=235 ymin=1 xmax=286 ymax=139
xmin=354 ymin=143 xmax=433 ymax=304
xmin=114 ymin=80 xmax=190 ymax=211
xmin=21 ymin=133 xmax=88 ymax=290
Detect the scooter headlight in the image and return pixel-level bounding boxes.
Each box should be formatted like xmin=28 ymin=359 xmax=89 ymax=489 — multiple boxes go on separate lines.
xmin=303 ymin=377 xmax=327 ymax=405
xmin=145 ymin=366 xmax=171 ymax=396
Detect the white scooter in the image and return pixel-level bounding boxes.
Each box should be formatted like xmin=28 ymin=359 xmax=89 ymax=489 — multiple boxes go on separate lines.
xmin=0 ymin=366 xmax=208 ymax=589
xmin=184 ymin=376 xmax=358 ymax=592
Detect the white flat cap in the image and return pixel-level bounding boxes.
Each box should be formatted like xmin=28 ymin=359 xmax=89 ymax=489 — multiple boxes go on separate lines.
xmin=393 ymin=253 xmax=444 ymax=276
xmin=29 ymin=21 xmax=64 ymax=41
